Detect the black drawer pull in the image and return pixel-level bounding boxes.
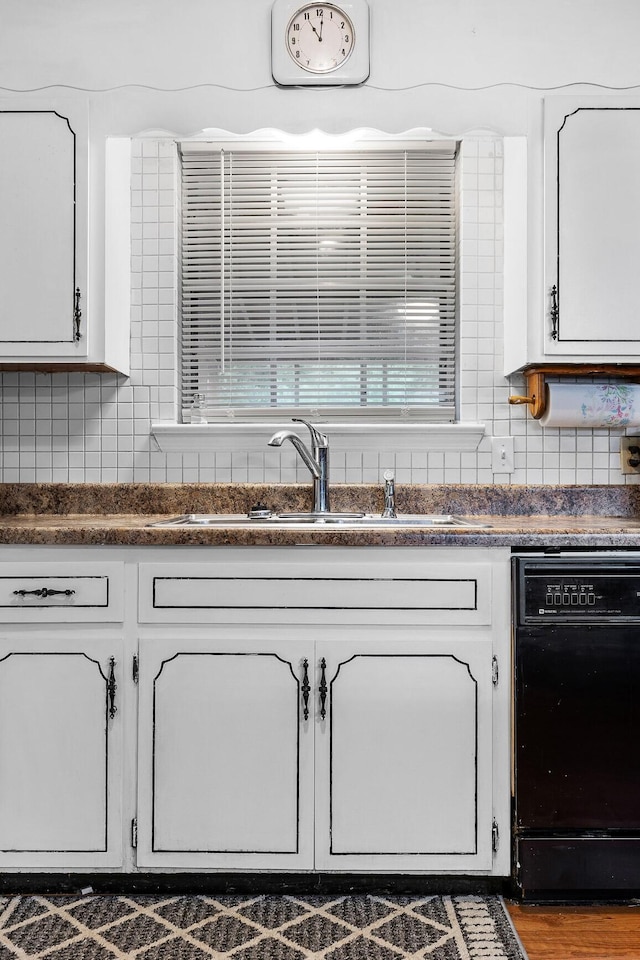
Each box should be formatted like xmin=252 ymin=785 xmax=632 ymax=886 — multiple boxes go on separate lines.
xmin=13 ymin=588 xmax=76 ymax=599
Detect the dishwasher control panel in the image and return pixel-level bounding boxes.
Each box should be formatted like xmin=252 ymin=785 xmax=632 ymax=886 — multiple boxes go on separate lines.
xmin=516 ymin=559 xmax=640 ymax=622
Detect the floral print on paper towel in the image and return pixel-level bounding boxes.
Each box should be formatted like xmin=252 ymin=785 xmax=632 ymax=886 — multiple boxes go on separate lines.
xmin=580 ymin=383 xmax=638 ymax=426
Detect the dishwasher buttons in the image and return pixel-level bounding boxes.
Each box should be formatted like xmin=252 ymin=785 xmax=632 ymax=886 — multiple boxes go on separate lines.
xmin=545 ymin=590 xmax=597 ymax=606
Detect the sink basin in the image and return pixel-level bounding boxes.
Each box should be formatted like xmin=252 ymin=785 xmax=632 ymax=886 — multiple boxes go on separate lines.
xmin=148 ymin=513 xmax=491 ymax=529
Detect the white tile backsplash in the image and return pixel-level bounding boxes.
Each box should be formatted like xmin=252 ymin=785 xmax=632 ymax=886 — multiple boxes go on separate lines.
xmin=0 ymin=136 xmax=637 ymax=486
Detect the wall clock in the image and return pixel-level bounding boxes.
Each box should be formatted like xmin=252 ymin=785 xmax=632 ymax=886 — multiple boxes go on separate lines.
xmin=271 ymin=0 xmax=370 ymax=86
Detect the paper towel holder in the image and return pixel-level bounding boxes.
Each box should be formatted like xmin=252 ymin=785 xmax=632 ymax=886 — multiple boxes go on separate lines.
xmin=508 ymin=369 xmax=547 ymax=419
xmin=508 ymin=363 xmax=640 ymax=421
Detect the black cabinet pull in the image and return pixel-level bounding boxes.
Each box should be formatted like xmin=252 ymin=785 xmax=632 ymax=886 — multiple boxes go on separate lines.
xmin=319 ymin=657 xmax=328 ymax=720
xmin=549 ymin=284 xmax=559 ymax=341
xmin=74 ymin=287 xmax=82 ymax=341
xmin=13 ymin=587 xmax=75 ymax=598
xmin=301 ymin=658 xmax=310 ymax=721
xmin=107 ymin=657 xmax=117 ymax=719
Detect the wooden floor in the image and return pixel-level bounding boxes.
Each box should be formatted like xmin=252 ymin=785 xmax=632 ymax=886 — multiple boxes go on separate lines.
xmin=506 ymin=902 xmax=640 ymax=960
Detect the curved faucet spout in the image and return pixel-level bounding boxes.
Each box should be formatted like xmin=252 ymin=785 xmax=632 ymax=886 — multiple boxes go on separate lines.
xmin=267 ymin=429 xmax=321 ymax=478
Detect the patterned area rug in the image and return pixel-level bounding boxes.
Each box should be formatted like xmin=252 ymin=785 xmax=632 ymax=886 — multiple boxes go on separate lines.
xmin=0 ymin=894 xmax=527 ymax=959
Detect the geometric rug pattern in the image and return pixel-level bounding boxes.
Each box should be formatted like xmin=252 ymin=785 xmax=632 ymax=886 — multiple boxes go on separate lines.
xmin=0 ymin=894 xmax=527 ymax=959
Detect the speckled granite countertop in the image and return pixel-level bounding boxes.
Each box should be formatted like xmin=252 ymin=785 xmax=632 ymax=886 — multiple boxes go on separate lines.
xmin=1 ymin=482 xmax=640 ymax=548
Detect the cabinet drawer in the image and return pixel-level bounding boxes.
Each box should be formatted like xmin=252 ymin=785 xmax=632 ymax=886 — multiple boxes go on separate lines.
xmin=0 ymin=563 xmax=125 ymax=622
xmin=139 ymin=560 xmax=492 ymax=625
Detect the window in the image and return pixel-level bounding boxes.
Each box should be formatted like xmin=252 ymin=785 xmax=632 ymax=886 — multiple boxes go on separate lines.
xmin=179 ymin=138 xmax=458 ymax=423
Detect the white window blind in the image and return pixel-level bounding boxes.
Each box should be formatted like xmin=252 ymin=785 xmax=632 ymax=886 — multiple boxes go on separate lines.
xmin=179 ymin=140 xmax=458 ymax=421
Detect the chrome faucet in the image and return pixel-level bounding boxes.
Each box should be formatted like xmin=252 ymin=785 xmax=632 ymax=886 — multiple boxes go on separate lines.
xmin=268 ymin=418 xmax=330 ymax=513
xmin=382 ymin=470 xmax=397 ymax=518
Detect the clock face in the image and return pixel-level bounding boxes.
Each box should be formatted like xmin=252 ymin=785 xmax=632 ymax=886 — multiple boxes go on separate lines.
xmin=286 ymin=4 xmax=355 ymax=74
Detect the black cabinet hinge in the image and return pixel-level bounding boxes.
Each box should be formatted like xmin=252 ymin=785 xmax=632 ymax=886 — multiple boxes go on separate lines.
xmin=131 ymin=818 xmax=138 ymax=849
xmin=132 ymin=654 xmax=139 ymax=684
xmin=491 ymin=656 xmax=499 ymax=686
xmin=492 ymin=818 xmax=499 ymax=854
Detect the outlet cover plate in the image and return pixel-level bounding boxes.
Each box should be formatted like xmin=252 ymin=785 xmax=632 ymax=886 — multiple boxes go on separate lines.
xmin=620 ymin=436 xmax=640 ymax=474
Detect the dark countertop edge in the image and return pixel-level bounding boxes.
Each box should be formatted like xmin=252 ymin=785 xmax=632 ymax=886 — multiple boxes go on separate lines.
xmin=1 ymin=525 xmax=640 ymax=548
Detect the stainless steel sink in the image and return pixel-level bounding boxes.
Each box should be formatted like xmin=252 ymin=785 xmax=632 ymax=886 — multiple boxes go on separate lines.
xmin=148 ymin=512 xmax=491 ymax=529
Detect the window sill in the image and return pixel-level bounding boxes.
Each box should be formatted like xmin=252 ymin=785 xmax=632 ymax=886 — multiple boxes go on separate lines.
xmin=151 ymin=422 xmax=486 ymax=454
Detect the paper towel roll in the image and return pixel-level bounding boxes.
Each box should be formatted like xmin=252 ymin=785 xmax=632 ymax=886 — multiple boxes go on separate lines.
xmin=540 ymin=382 xmax=640 ymax=428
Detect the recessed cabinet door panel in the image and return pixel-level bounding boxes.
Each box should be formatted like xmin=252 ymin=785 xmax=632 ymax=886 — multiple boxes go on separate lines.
xmin=136 ymin=637 xmax=314 ymax=869
xmin=544 ymin=98 xmax=640 ymax=353
xmin=315 ymin=637 xmax=494 ymax=872
xmin=0 ymin=637 xmax=123 ymax=868
xmin=0 ymin=110 xmax=87 ymax=353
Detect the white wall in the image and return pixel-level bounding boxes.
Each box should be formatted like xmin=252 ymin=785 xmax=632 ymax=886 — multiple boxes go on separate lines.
xmin=0 ymin=0 xmax=639 ymax=485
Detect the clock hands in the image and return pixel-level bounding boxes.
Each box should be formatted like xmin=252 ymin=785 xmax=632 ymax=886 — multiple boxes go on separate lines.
xmin=310 ymin=17 xmax=323 ymax=41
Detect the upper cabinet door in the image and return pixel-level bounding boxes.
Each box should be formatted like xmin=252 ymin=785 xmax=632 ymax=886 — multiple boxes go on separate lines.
xmin=0 ymin=106 xmax=88 ymax=359
xmin=544 ymin=97 xmax=640 ymax=358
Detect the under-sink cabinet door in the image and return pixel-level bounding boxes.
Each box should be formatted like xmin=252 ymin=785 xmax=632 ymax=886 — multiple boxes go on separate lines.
xmin=0 ymin=635 xmax=123 ymax=868
xmin=314 ymin=636 xmax=495 ymax=872
xmin=136 ymin=636 xmax=315 ymax=869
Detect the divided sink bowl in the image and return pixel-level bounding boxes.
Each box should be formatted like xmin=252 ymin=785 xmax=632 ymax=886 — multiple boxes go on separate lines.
xmin=148 ymin=512 xmax=491 ymax=529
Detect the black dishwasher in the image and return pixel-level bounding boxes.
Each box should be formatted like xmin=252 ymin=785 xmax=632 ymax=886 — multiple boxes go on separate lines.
xmin=513 ymin=553 xmax=640 ymax=899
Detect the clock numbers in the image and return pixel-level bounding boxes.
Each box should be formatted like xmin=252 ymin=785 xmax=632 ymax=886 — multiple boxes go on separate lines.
xmin=286 ymin=3 xmax=355 ymax=74
xmin=272 ymin=0 xmax=368 ymax=85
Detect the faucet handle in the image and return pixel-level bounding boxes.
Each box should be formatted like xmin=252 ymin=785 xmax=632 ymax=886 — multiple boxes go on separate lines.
xmin=292 ymin=417 xmax=328 ymax=448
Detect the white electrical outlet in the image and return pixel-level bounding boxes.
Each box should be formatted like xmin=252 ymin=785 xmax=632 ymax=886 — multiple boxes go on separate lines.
xmin=491 ymin=436 xmax=515 ymax=474
xmin=620 ymin=436 xmax=640 ymax=474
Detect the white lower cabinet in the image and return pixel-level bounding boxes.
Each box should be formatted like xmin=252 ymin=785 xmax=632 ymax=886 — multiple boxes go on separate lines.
xmin=136 ymin=636 xmax=315 ymax=870
xmin=0 ymin=545 xmax=510 ymax=877
xmin=315 ymin=637 xmax=495 ymax=872
xmin=0 ymin=634 xmax=124 ymax=869
xmin=135 ymin=630 xmax=497 ymax=874
xmin=134 ymin=546 xmax=509 ymax=875
xmin=0 ymin=557 xmax=126 ymax=870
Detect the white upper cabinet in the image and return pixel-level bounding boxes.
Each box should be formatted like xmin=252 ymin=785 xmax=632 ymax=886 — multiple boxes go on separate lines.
xmin=543 ymin=96 xmax=640 ymax=360
xmin=0 ymin=102 xmax=130 ymax=373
